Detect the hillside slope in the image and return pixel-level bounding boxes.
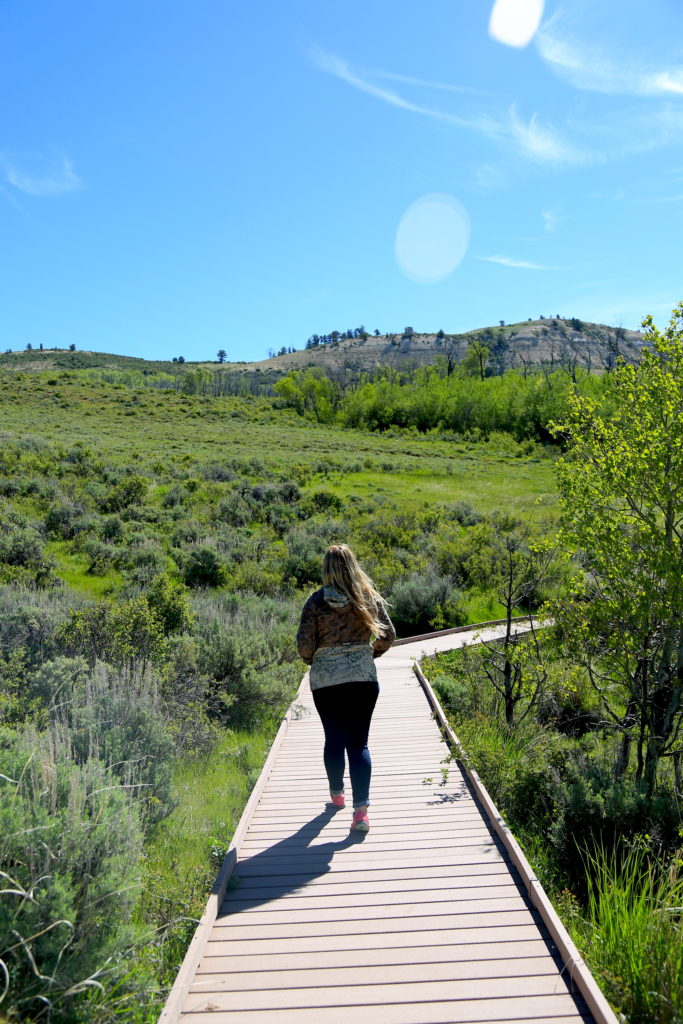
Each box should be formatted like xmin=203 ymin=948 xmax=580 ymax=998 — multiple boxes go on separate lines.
xmin=0 ymin=318 xmax=645 ymax=377
xmin=251 ymin=318 xmax=645 ymax=375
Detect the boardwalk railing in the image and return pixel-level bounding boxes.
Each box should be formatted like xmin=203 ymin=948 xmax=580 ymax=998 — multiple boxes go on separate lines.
xmin=159 ymin=619 xmax=617 ymax=1024
xmin=411 ymin=659 xmax=615 ymax=1024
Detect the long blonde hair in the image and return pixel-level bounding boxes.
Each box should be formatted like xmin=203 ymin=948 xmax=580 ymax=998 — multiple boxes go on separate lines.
xmin=322 ymin=544 xmax=387 ymax=637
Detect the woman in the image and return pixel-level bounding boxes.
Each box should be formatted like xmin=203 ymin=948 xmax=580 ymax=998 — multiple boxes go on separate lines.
xmin=296 ymin=545 xmax=396 ymax=832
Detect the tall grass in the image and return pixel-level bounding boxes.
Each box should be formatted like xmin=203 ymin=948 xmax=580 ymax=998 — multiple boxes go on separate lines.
xmin=127 ymin=724 xmax=280 ymax=1022
xmin=571 ymin=845 xmax=683 ymax=1024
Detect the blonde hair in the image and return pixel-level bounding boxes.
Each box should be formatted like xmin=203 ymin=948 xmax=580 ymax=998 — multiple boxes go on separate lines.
xmin=322 ymin=544 xmax=387 ymax=637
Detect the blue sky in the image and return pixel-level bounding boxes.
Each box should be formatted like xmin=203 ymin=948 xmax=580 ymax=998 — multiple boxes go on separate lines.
xmin=1 ymin=0 xmax=682 ymax=362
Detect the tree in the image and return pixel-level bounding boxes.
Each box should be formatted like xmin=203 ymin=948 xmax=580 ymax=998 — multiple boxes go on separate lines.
xmin=69 ymin=343 xmax=76 ymax=351
xmin=440 ymin=336 xmax=460 ymax=376
xmin=178 ymin=355 xmax=185 ymax=363
xmin=273 ymin=368 xmax=339 ymax=423
xmin=551 ymin=302 xmax=683 ymax=795
xmin=454 ymin=515 xmax=560 ymax=723
xmin=461 ymin=337 xmax=490 ymax=380
xmin=26 ymin=342 xmax=32 ymax=351
xmin=490 ymin=329 xmax=509 ymax=376
xmin=217 ymin=349 xmax=227 ymax=363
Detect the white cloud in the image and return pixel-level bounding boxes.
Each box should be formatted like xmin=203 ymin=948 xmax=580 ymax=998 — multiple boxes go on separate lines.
xmin=636 ymin=192 xmax=683 ymax=205
xmin=542 ymin=209 xmax=562 ymax=231
xmin=476 ymin=255 xmax=558 ymax=269
xmin=589 ymin=187 xmax=625 ymax=201
xmin=375 ymin=70 xmax=489 ymax=96
xmin=536 ymin=13 xmax=683 ymax=97
xmin=310 ymin=49 xmax=460 ymax=125
xmin=2 ymin=155 xmax=83 ymax=196
xmin=312 ymin=48 xmax=585 ymax=165
xmin=474 ymin=164 xmax=506 ymax=190
xmin=505 ymin=105 xmax=584 ymax=164
xmin=653 ymin=71 xmax=683 ymax=96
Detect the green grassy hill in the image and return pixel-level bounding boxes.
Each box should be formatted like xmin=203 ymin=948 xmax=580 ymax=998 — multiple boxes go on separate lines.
xmin=0 ymin=369 xmax=556 ymax=528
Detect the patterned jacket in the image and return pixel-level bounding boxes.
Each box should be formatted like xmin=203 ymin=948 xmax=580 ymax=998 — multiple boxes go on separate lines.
xmin=296 ymin=586 xmax=396 ymax=665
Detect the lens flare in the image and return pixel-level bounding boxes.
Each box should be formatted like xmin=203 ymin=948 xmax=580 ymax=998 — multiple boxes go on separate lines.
xmin=395 ymin=194 xmax=470 ymax=284
xmin=489 ymin=0 xmax=544 ymax=48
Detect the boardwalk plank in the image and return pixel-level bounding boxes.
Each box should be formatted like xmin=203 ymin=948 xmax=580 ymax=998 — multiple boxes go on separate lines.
xmin=237 ymin=833 xmax=496 ymax=856
xmin=211 ymin=908 xmax=534 ymax=938
xmin=215 ymin=895 xmax=527 ymax=925
xmin=203 ymin=923 xmax=548 ymax=954
xmin=195 ymin=939 xmax=561 ymax=973
xmin=219 ymin=885 xmax=522 ymax=914
xmin=185 ymin=975 xmax=578 ymax=1012
xmin=191 ymin=955 xmax=562 ymax=989
xmin=184 ymin=995 xmax=590 ymax=1024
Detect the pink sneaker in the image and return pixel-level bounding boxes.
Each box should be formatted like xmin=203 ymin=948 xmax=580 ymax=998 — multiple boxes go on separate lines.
xmin=331 ymin=793 xmax=345 ymax=809
xmin=351 ymin=809 xmax=370 ymax=832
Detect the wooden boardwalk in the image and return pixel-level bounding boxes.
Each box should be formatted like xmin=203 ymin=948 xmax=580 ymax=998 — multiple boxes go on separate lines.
xmin=162 ymin=626 xmax=617 ymax=1024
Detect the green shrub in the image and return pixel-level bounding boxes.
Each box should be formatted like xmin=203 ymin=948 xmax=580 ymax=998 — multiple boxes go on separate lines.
xmin=100 ymin=475 xmax=147 ymax=513
xmin=444 ymin=501 xmax=482 ymax=527
xmin=161 ymin=483 xmax=187 ymax=508
xmin=549 ymin=761 xmax=683 ymax=880
xmin=197 ymin=628 xmax=295 ymax=727
xmin=388 ymin=571 xmax=464 ymax=634
xmin=100 ymin=514 xmax=124 ymax=542
xmin=45 ymin=498 xmax=86 ymax=539
xmin=0 ymin=476 xmax=19 ymax=496
xmin=0 ymin=586 xmax=82 ymax=665
xmin=145 ymin=573 xmax=193 ymax=633
xmin=572 ymin=844 xmax=683 ymax=1024
xmin=198 ymin=462 xmax=236 ymax=482
xmin=0 ymin=650 xmax=43 ymax=726
xmin=127 ymin=544 xmax=167 ymax=585
xmin=158 ymin=636 xmax=218 ymax=754
xmin=191 ymin=590 xmax=300 ymax=727
xmin=27 ymin=657 xmax=175 ymax=823
xmin=0 ymin=728 xmax=146 ymax=1021
xmin=83 ymin=538 xmax=117 ymax=575
xmin=57 ymin=598 xmax=167 ymax=671
xmin=215 ymin=491 xmax=254 ymax=527
xmin=181 ymin=545 xmax=229 ymax=588
xmin=170 ymin=520 xmax=202 ymax=547
xmin=282 ymin=532 xmax=326 ymax=588
xmin=0 ymin=519 xmax=44 ymax=568
xmin=308 ymin=489 xmax=344 ymax=513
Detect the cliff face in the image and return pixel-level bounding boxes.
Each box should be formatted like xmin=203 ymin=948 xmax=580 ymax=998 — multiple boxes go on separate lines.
xmin=250 ymin=319 xmax=645 ymax=375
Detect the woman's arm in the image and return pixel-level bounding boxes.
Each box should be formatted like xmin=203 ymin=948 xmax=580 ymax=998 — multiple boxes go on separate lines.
xmin=296 ymin=595 xmax=318 ymax=664
xmin=372 ymin=599 xmax=396 ymax=657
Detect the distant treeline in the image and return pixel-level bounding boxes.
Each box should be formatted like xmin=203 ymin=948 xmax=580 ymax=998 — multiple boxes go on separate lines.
xmin=306 ymin=325 xmax=377 ymax=348
xmin=84 ymin=367 xmax=278 ymax=397
xmin=274 ymin=364 xmax=610 ymax=442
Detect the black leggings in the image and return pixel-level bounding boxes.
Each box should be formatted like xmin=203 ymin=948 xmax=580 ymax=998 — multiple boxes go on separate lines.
xmin=312 ymin=680 xmax=379 ymax=808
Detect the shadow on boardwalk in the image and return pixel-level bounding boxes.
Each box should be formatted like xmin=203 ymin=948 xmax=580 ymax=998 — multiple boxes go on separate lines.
xmin=219 ymin=807 xmax=367 ymax=917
